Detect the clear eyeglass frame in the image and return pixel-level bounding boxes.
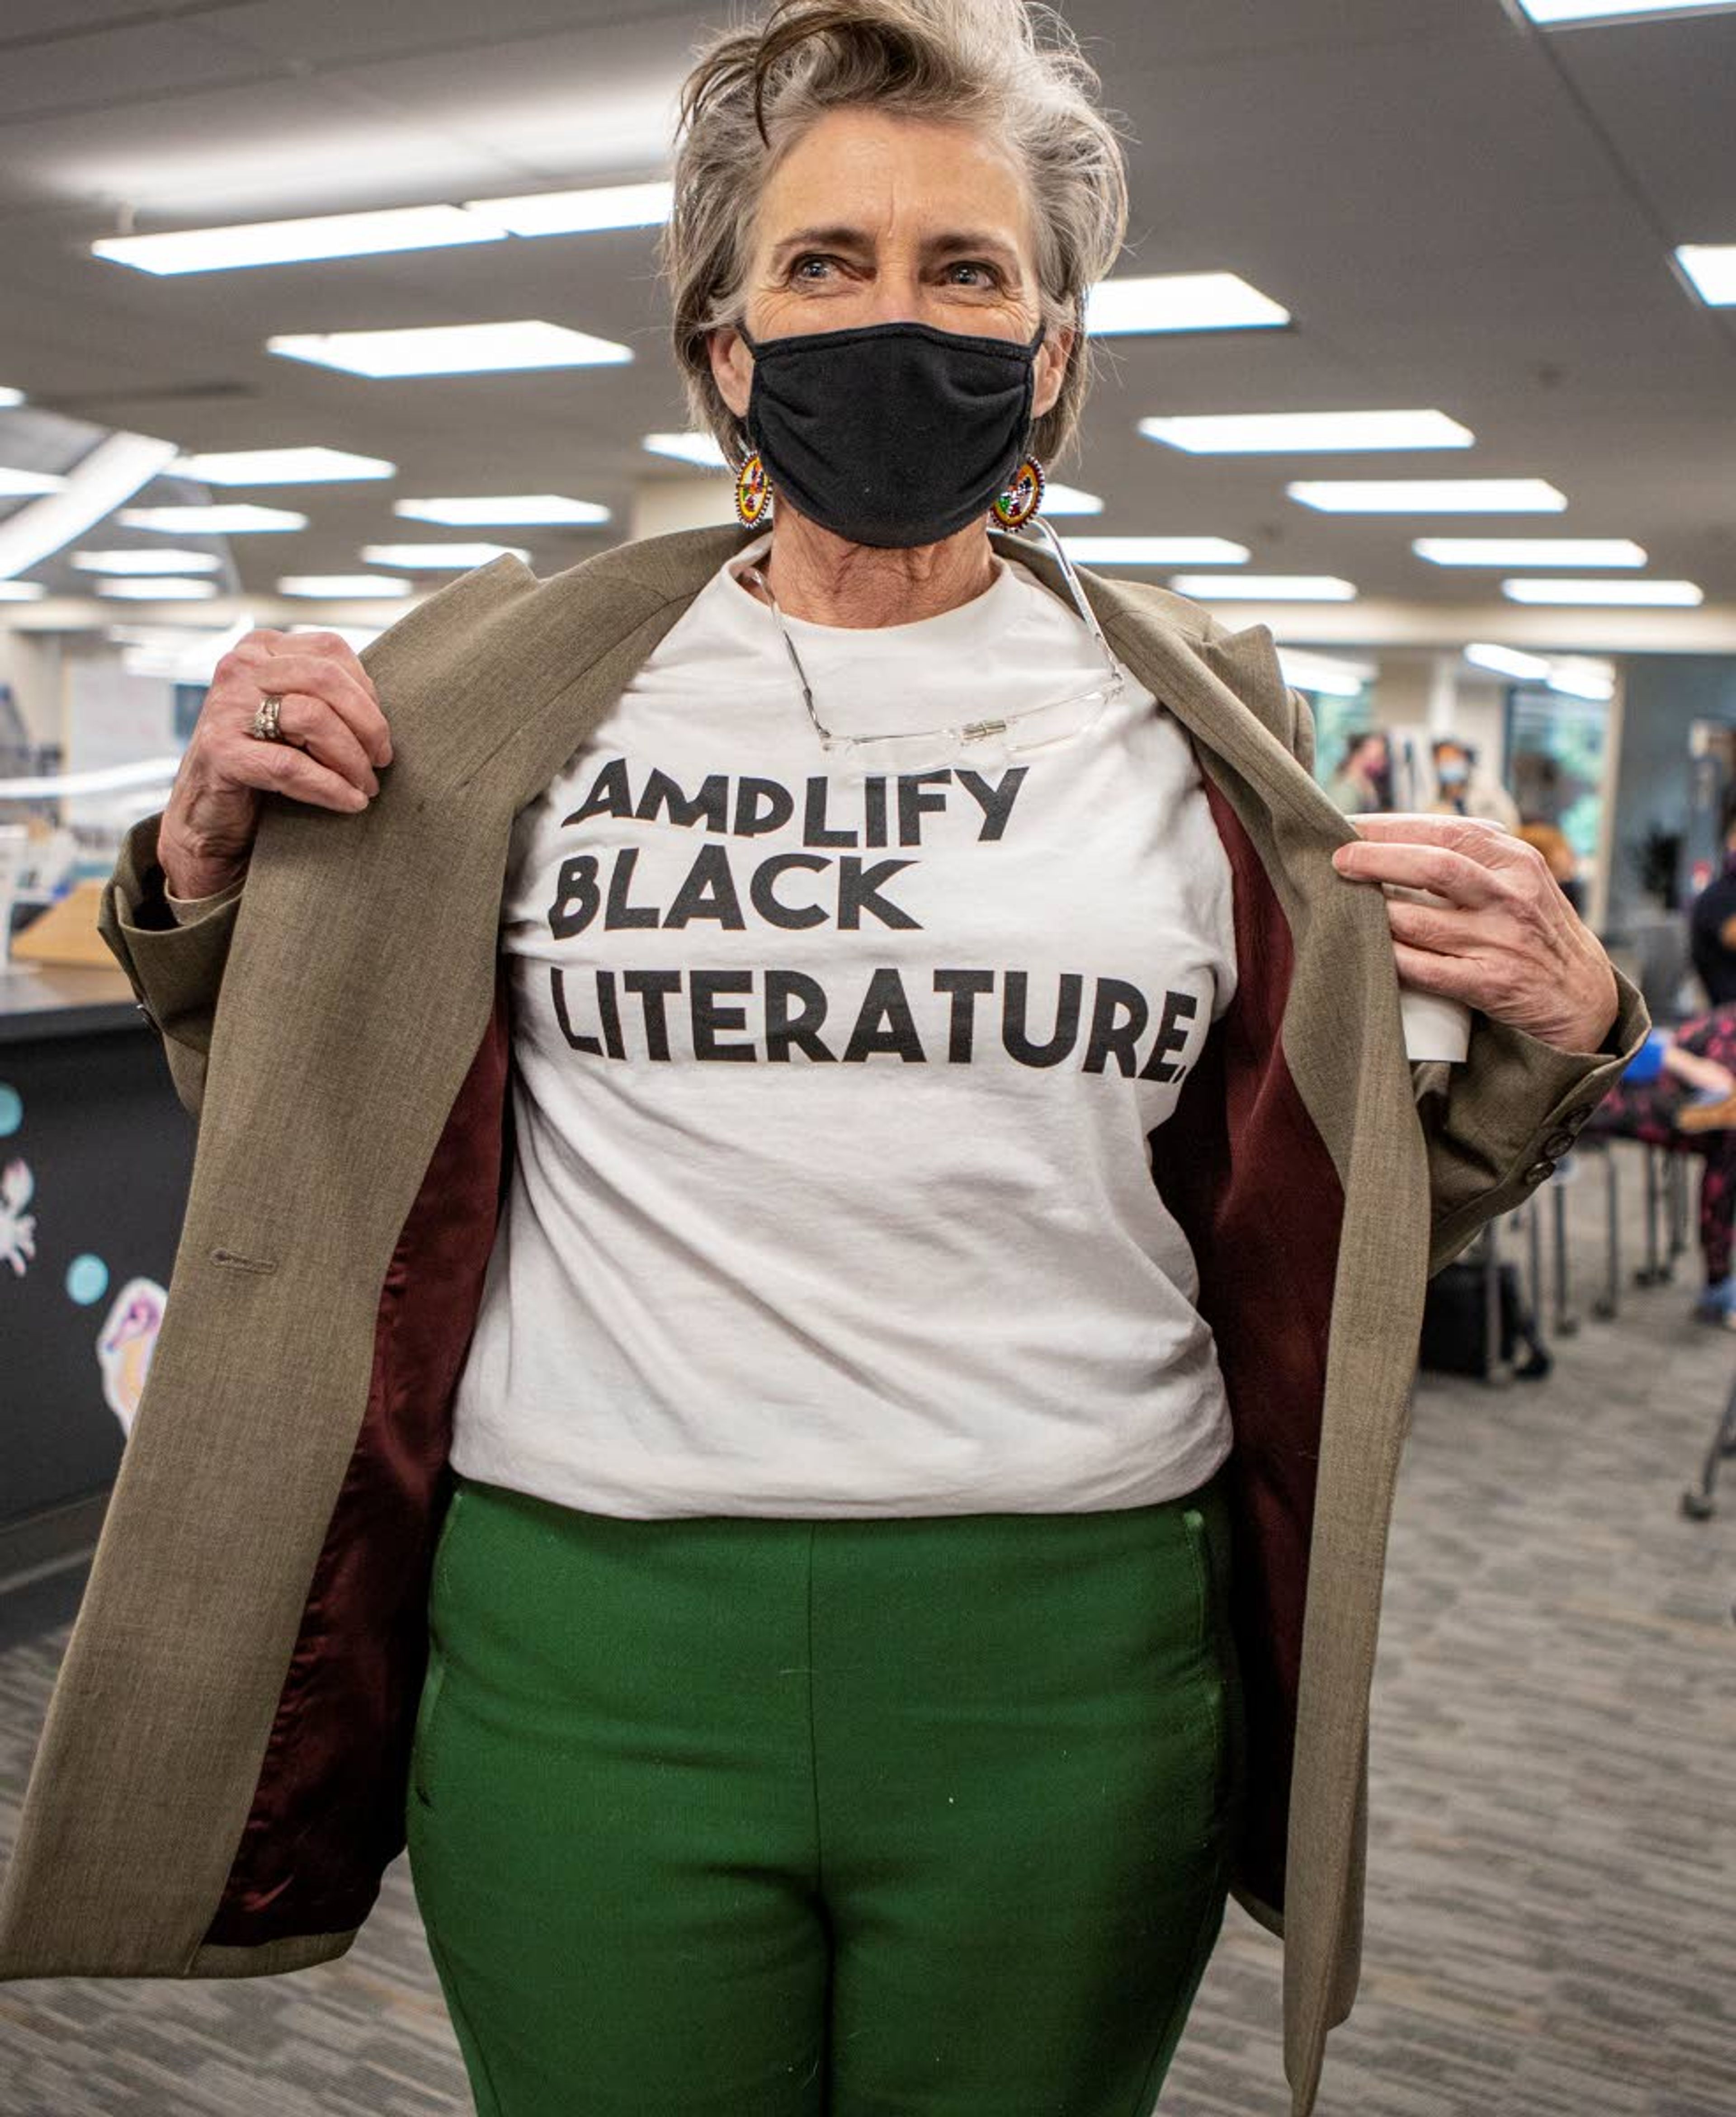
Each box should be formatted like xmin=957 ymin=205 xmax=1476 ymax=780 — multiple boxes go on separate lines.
xmin=735 ymin=512 xmax=1127 ymax=775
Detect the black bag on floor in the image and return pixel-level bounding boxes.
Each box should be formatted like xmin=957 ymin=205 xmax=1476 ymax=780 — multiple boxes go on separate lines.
xmin=1419 ymin=1259 xmax=1552 ymax=1381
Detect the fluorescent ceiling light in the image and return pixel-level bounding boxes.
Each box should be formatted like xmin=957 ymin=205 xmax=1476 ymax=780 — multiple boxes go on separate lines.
xmin=1546 ymin=658 xmax=1617 ymax=701
xmin=96 ymin=577 xmax=219 ymax=599
xmin=0 ymin=387 xmax=23 ymax=408
xmin=1289 ymin=480 xmax=1568 ymax=513
xmin=361 ymin=542 xmax=531 ymax=569
xmin=461 ymin=180 xmax=673 ymax=235
xmin=1676 ymin=245 xmax=1736 ymax=306
xmin=1464 ymin=644 xmax=1614 ymax=703
xmin=394 ymin=494 xmax=610 ymax=526
xmin=88 ymin=186 xmax=677 ymax=278
xmin=105 ymin=623 xmax=231 ymax=643
xmin=1465 ymin=643 xmax=1553 ymax=680
xmin=168 ymin=447 xmax=395 ymax=484
xmin=1502 ymin=577 xmax=1703 ymax=604
xmin=643 ymin=431 xmax=729 ymax=469
xmin=118 ymin=504 xmax=308 ymax=532
xmin=268 ymin=321 xmax=632 ymax=378
xmin=92 ymin=204 xmax=504 ymax=275
xmin=73 ymin=548 xmax=221 ymax=573
xmin=0 ymin=429 xmax=179 ymax=582
xmin=1169 ymin=575 xmax=1358 ymax=600
xmin=0 ymin=467 xmax=65 ymax=496
xmin=1415 ymin=537 xmax=1646 ymax=566
xmin=0 ymin=580 xmax=45 ymax=600
xmin=276 ymin=575 xmax=413 ymax=598
xmin=1516 ymin=1 xmax=1736 ymax=22
xmin=1085 ymin=273 xmax=1290 ymax=334
xmin=1058 ymin=536 xmax=1250 ymax=564
xmin=1276 ymin=648 xmax=1376 ymax=698
xmin=1141 ymin=410 xmax=1473 ymax=453
xmin=104 ymin=618 xmax=253 ymax=686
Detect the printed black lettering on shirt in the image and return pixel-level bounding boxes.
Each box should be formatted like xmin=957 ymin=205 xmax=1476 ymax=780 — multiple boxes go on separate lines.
xmin=539 ymin=758 xmax=1208 ymax=1079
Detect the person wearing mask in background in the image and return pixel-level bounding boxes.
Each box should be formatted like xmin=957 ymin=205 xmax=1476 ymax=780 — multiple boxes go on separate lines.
xmin=1324 ymin=727 xmax=1392 ymax=815
xmin=1429 ymin=735 xmax=1520 ymax=832
xmin=1688 ymin=781 xmax=1736 ymax=1006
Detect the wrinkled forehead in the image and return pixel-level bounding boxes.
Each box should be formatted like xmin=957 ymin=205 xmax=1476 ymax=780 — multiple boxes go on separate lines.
xmin=751 ymin=108 xmax=1037 ymax=272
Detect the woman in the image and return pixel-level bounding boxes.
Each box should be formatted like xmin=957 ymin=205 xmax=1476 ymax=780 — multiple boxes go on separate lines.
xmin=0 ymin=3 xmax=1646 ymax=2113
xmin=1323 ymin=729 xmax=1392 ymax=816
xmin=1582 ymin=1008 xmax=1736 ymax=1325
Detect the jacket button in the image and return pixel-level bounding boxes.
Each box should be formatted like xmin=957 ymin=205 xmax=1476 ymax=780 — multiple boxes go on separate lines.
xmin=1542 ymin=1129 xmax=1577 ymax=1157
xmin=1524 ymin=1160 xmax=1556 ymax=1184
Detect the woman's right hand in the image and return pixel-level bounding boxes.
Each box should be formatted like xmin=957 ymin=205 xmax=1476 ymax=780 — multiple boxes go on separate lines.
xmin=157 ymin=629 xmax=395 ymax=899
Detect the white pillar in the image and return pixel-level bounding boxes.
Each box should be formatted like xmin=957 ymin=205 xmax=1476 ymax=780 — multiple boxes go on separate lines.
xmin=629 ymin=475 xmax=737 ymax=542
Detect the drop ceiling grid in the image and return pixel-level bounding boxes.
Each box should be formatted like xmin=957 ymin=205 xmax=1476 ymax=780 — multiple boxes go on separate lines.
xmin=0 ymin=0 xmax=1727 ymax=605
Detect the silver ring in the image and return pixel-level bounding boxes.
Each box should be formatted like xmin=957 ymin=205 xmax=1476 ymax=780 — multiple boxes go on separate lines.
xmin=248 ymin=692 xmax=287 ymax=742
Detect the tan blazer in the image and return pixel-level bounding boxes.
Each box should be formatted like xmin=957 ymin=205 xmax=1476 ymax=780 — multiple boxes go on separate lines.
xmin=0 ymin=523 xmax=1649 ymax=2116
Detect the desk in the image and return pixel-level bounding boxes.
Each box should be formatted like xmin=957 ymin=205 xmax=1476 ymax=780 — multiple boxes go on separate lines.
xmin=0 ymin=959 xmax=194 ymax=1580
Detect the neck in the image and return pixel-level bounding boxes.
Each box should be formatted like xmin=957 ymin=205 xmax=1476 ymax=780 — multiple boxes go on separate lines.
xmin=742 ymin=503 xmax=997 ymax=627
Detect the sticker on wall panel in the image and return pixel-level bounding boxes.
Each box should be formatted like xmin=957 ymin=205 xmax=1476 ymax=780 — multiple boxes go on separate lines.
xmin=98 ymin=1277 xmax=167 ymax=1441
xmin=1 ymin=1156 xmax=35 ymax=1276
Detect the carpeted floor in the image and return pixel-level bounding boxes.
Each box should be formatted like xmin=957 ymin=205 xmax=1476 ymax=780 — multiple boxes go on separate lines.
xmin=2 ymin=1140 xmax=1733 ymax=2115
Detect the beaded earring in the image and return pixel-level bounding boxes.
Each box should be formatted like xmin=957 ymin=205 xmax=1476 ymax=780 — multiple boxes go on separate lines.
xmin=991 ymin=455 xmax=1046 ymax=531
xmin=735 ymin=450 xmax=773 ymax=528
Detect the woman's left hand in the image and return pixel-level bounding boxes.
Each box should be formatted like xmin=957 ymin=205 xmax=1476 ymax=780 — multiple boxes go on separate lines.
xmin=1330 ymin=813 xmax=1620 ymax=1055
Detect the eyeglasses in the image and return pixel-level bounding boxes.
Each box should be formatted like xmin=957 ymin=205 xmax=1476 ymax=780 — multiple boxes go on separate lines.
xmin=735 ymin=512 xmax=1127 ymax=776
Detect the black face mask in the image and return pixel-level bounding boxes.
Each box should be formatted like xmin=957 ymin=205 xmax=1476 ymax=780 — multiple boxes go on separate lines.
xmin=736 ymin=315 xmax=1046 ymax=549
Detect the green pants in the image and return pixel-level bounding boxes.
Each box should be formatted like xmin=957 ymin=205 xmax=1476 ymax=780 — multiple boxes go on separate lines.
xmin=405 ymin=1462 xmax=1246 ymax=2116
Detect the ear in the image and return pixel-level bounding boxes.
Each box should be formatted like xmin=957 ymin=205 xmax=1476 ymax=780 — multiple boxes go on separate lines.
xmin=708 ymin=324 xmax=752 ymax=423
xmin=1032 ymin=321 xmax=1077 ymax=422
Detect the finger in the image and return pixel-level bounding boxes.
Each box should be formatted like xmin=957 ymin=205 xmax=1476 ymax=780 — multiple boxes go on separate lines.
xmin=284 ymin=627 xmax=382 ymax=702
xmin=252 ymin=743 xmax=375 ymax=815
xmin=1381 ymin=890 xmax=1491 ymax=955
xmin=1333 ymin=838 xmax=1508 ymax=909
xmin=237 ymin=652 xmax=390 ymax=763
xmin=220 ymin=629 xmax=292 ymax=661
xmin=1342 ymin=811 xmax=1510 ymax=844
xmin=1390 ymin=938 xmax=1488 ymax=1005
xmin=226 ymin=691 xmax=380 ymax=797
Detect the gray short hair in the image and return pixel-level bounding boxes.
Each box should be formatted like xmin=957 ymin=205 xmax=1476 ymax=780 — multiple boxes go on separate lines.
xmin=656 ymin=0 xmax=1132 ymax=476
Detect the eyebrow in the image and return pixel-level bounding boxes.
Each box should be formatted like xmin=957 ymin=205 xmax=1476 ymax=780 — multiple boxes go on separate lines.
xmin=767 ymin=224 xmax=1021 ymax=270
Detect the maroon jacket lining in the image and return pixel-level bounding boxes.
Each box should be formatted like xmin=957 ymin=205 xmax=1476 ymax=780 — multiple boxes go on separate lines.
xmin=205 ymin=780 xmax=1341 ymax=1943
xmin=203 ymin=953 xmax=514 ymax=1943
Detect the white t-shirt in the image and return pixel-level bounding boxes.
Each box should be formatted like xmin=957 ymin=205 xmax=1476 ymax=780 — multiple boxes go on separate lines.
xmin=448 ymin=532 xmax=1239 ymax=1517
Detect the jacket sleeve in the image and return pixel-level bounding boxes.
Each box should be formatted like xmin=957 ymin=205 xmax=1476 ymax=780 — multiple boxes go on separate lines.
xmin=1282 ymin=686 xmax=1653 ymax=1277
xmin=1411 ymin=972 xmax=1649 ymax=1276
xmin=94 ymin=809 xmax=246 ymax=1127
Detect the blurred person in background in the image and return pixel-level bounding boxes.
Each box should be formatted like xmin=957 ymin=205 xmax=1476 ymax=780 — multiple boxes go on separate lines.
xmin=1688 ymin=781 xmax=1736 ymax=1005
xmin=1324 ymin=727 xmax=1392 ymax=815
xmin=1429 ymin=734 xmax=1520 ymax=832
xmin=1583 ymin=1006 xmax=1736 ymax=1327
xmin=1515 ymin=815 xmax=1585 ymax=917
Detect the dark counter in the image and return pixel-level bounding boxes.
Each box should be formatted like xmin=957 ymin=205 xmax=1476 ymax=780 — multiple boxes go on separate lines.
xmin=0 ymin=965 xmax=193 ymax=1585
xmin=0 ymin=959 xmax=144 ymax=1044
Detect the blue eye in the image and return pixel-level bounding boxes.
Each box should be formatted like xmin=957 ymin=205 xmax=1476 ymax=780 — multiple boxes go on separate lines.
xmin=786 ymin=254 xmax=1001 ymax=285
